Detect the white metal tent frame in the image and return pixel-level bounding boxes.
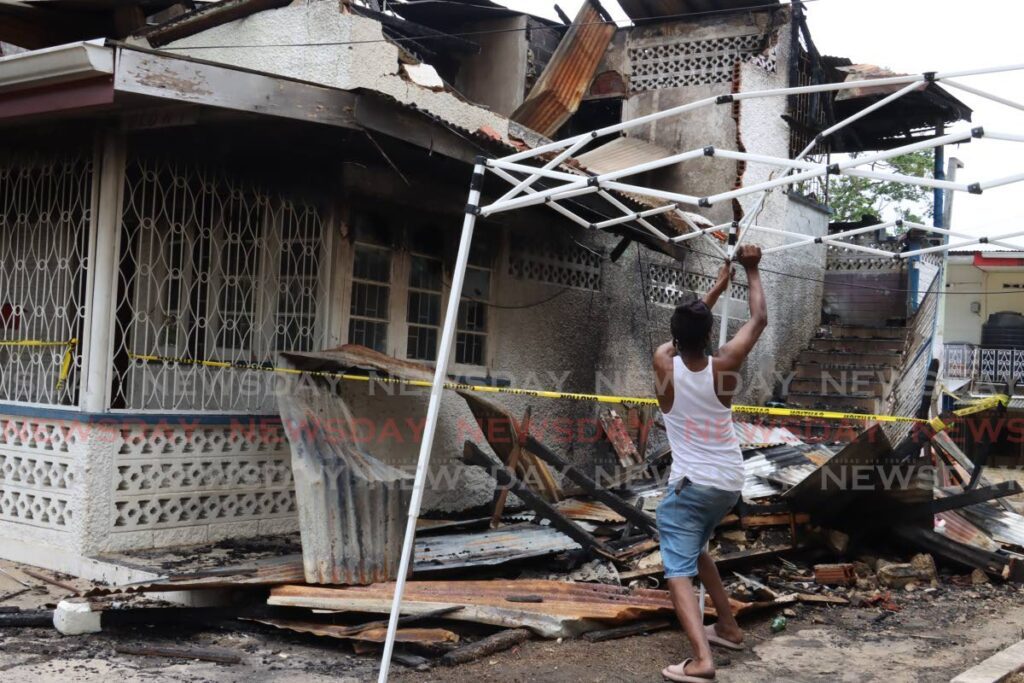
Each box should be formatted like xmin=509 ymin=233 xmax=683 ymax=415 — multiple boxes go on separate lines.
xmin=378 ymin=61 xmax=1024 ymax=680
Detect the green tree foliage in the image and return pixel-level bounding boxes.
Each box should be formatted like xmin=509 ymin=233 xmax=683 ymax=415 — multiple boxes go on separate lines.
xmin=828 ymin=149 xmax=935 ymax=224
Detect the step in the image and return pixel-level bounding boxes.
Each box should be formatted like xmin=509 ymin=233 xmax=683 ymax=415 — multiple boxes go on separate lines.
xmin=786 ymin=393 xmax=880 ymax=413
xmin=792 ymin=363 xmax=897 ymax=382
xmin=808 ymin=337 xmax=905 ymax=354
xmin=798 ymin=351 xmax=903 ymax=367
xmin=822 ymin=324 xmax=908 ymax=341
xmin=787 ymin=377 xmax=886 ymax=397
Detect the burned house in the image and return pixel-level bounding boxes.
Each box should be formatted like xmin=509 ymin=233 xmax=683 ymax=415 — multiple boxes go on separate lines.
xmin=0 ymin=0 xmax=970 ymax=579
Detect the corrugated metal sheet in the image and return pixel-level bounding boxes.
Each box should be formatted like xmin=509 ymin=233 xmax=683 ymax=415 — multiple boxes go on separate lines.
xmin=268 ymin=579 xmax=678 ymax=638
xmin=735 ymin=422 xmax=803 ymax=448
xmin=510 ymin=0 xmax=616 ymax=136
xmin=936 ymin=509 xmax=1002 ymax=553
xmin=278 ymin=373 xmax=412 ymax=585
xmin=741 ymin=443 xmax=833 ymax=500
xmin=957 ymin=502 xmax=1024 ymax=549
xmin=415 ymin=523 xmax=580 ymax=570
xmin=85 ymin=524 xmax=581 ymax=597
xmin=575 ymin=137 xmax=672 ymax=175
xmin=554 ymin=498 xmax=627 ymax=523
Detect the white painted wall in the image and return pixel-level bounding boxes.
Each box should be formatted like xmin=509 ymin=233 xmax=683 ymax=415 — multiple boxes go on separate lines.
xmin=944 ymin=258 xmax=1024 ymax=344
xmin=163 ymin=4 xmax=512 ymax=142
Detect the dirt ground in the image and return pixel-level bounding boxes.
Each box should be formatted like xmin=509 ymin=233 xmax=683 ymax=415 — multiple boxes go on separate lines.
xmin=2 ymin=559 xmax=1023 ymax=683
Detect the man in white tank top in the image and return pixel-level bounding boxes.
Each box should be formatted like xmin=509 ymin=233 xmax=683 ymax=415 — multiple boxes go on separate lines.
xmin=652 ymin=245 xmax=767 ymax=683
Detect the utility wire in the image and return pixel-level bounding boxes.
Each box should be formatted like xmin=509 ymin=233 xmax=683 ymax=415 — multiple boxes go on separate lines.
xmin=160 ymin=0 xmax=825 ymax=50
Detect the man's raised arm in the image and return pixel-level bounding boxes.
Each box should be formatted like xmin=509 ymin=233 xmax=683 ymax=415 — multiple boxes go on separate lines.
xmin=702 ymin=261 xmax=733 ymax=309
xmin=715 ymin=245 xmax=767 ymax=372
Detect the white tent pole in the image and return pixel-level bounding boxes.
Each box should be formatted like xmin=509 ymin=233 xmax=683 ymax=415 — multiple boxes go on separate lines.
xmin=480 ymin=181 xmax=595 ymax=215
xmin=703 ymin=130 xmax=975 ymax=207
xmin=942 ymin=80 xmax=1024 ymax=113
xmin=900 ymin=221 xmax=1023 ymax=250
xmin=487 ymin=165 xmax=595 ymax=229
xmin=899 ymin=228 xmax=1024 ymax=258
xmin=976 ymin=171 xmax=1024 ymax=191
xmin=674 ymin=210 xmax=729 ymax=259
xmin=984 ymin=131 xmax=1024 ymax=143
xmin=671 ymin=222 xmax=732 ymax=243
xmin=377 ymin=161 xmax=485 ymax=683
xmin=594 ymin=189 xmax=672 ymax=241
xmin=496 ymin=136 xmax=594 ymax=202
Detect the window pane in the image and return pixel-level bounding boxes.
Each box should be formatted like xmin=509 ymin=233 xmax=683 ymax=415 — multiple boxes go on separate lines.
xmin=353 ymin=245 xmax=391 ymax=282
xmin=410 ymin=255 xmax=442 ymax=291
xmin=462 ymin=267 xmax=490 ymax=299
xmin=456 ymin=332 xmax=485 ymax=365
xmin=457 ymin=300 xmax=487 ymax=332
xmin=407 ymin=326 xmax=438 ymax=360
xmin=407 ymin=290 xmax=440 ymax=326
xmin=351 ymin=282 xmax=389 ymax=319
xmin=349 ymin=319 xmax=388 ymax=353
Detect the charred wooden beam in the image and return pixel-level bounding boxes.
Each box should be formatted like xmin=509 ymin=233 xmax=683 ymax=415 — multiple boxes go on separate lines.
xmin=440 ymin=628 xmax=532 ymax=666
xmin=525 ymin=435 xmax=659 ymax=538
xmin=463 ymin=441 xmax=615 ymax=557
xmin=142 ymin=0 xmax=293 ymax=47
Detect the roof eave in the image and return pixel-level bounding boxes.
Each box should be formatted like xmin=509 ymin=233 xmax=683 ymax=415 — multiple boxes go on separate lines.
xmin=0 ymin=39 xmax=113 ymax=94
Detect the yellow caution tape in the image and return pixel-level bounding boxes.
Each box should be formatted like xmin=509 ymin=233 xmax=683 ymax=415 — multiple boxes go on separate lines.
xmin=0 ymin=339 xmax=77 ymax=391
xmin=128 ymin=352 xmax=991 ymax=428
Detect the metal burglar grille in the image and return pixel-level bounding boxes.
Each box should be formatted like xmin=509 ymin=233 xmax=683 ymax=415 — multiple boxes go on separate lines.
xmin=629 ymin=34 xmax=775 ymax=91
xmin=0 ymin=150 xmax=91 ymax=406
xmin=645 ymin=262 xmax=749 ymax=307
xmin=508 ymin=243 xmax=602 ymax=291
xmin=113 ymin=156 xmax=326 ymax=412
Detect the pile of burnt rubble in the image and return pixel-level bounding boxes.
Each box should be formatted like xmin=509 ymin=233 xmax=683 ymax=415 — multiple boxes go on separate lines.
xmin=2 ymin=388 xmax=1023 ymax=671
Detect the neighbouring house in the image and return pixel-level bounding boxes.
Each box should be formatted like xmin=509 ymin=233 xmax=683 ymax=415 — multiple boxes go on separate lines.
xmin=941 ymin=250 xmax=1024 ymax=464
xmin=0 ymin=0 xmax=969 ymax=579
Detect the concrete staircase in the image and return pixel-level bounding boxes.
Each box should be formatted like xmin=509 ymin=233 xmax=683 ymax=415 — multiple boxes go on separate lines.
xmin=785 ymin=324 xmax=908 ymax=415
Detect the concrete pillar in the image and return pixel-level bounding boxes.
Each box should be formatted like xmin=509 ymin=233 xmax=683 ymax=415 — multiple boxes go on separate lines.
xmin=80 ymin=129 xmax=125 ymax=414
xmin=73 ymin=129 xmax=126 ymax=556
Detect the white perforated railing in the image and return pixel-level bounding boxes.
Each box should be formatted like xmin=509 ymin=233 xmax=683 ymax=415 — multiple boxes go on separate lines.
xmin=0 ymin=150 xmax=91 ymax=407
xmin=112 ymin=155 xmax=327 ymax=412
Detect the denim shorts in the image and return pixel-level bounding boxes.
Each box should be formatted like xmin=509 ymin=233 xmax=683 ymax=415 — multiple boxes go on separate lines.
xmin=656 ymin=479 xmax=741 ymax=579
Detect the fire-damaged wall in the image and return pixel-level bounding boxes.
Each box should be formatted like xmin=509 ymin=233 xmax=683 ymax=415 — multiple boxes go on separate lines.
xmin=593 ymin=6 xmax=828 ymax=404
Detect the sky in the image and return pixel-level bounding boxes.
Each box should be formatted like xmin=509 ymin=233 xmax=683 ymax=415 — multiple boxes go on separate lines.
xmin=497 ymin=0 xmax=1024 ymax=248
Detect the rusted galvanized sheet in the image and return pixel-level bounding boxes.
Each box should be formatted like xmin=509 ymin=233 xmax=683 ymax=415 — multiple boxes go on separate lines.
xmin=269 ymin=579 xmax=677 ymax=638
xmin=936 ymin=509 xmax=1002 ymax=553
xmin=554 ymin=498 xmax=627 ymax=523
xmin=510 ymin=0 xmax=615 ymax=137
xmin=251 ymin=619 xmax=460 ymax=647
xmin=279 ymin=369 xmax=412 ymax=585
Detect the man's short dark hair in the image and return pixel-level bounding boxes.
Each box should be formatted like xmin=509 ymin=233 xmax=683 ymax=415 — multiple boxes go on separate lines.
xmin=671 ymin=298 xmax=713 ymax=354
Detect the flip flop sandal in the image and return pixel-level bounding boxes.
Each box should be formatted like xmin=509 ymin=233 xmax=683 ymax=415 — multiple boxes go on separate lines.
xmin=662 ymin=658 xmax=716 ymax=682
xmin=706 ymin=623 xmax=745 ymax=650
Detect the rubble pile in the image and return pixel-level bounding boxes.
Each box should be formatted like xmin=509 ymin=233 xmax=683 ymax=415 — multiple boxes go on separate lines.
xmin=3 ymin=388 xmax=1023 ymax=673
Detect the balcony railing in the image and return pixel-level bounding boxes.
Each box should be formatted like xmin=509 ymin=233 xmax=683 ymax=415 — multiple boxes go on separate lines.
xmin=944 ymin=343 xmax=1024 ymax=384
